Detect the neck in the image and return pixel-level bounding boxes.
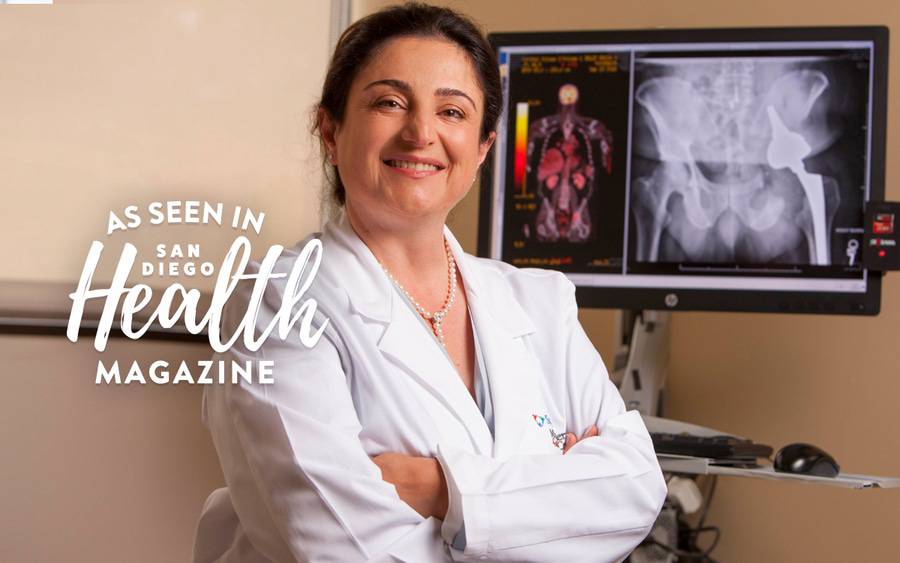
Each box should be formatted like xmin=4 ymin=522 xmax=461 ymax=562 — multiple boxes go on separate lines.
xmin=344 ymin=204 xmax=452 ymax=310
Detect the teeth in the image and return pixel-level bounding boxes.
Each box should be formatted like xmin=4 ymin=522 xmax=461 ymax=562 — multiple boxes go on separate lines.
xmin=387 ymin=160 xmax=440 ymax=171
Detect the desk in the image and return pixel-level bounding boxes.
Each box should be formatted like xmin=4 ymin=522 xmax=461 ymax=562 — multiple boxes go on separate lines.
xmin=658 ymin=454 xmax=900 ymax=489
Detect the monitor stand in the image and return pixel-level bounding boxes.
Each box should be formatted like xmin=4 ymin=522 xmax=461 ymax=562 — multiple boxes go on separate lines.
xmin=613 ymin=311 xmax=735 ymax=435
xmin=614 ymin=310 xmax=671 ymax=417
xmin=616 ymin=313 xmax=750 ymax=436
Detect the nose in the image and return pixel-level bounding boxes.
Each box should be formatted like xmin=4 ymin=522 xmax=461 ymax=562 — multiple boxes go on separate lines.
xmin=400 ymin=108 xmax=436 ymax=147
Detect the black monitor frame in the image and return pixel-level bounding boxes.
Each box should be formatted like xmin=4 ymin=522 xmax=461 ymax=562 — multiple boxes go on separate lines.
xmin=478 ymin=26 xmax=888 ymax=315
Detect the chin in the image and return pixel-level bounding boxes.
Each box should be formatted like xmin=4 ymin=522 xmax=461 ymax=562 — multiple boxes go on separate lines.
xmin=392 ymin=204 xmax=446 ymax=222
xmin=386 ymin=190 xmax=450 ymax=217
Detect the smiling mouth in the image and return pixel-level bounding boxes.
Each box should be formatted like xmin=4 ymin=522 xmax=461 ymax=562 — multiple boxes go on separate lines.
xmin=384 ymin=159 xmax=445 ymax=172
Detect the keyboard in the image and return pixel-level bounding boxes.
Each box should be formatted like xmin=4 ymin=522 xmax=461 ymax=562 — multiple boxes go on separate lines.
xmin=651 ymin=432 xmax=774 ymax=462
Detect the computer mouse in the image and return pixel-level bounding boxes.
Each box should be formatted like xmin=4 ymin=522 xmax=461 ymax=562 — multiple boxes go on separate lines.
xmin=773 ymin=443 xmax=840 ymax=478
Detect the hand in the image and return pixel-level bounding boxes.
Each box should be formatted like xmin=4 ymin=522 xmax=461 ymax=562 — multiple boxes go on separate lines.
xmin=372 ymin=452 xmax=449 ymax=520
xmin=563 ymin=424 xmax=599 ymax=454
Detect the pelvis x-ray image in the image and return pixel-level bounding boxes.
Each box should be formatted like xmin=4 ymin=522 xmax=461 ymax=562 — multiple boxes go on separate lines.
xmin=630 ymin=55 xmax=867 ymax=265
xmin=527 ymin=84 xmax=613 ymax=243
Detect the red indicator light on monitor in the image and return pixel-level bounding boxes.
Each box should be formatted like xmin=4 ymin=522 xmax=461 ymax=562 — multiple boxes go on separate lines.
xmin=879 ymin=250 xmax=887 ymax=257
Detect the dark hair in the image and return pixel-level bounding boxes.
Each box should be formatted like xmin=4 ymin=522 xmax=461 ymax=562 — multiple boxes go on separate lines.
xmin=313 ymin=2 xmax=502 ymax=207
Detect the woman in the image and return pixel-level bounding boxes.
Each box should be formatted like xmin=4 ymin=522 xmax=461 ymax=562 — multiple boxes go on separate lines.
xmin=193 ymin=4 xmax=666 ymax=562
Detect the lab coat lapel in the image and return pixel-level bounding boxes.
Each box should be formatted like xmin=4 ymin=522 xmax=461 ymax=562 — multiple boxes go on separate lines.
xmin=325 ymin=214 xmax=493 ymax=456
xmin=448 ymin=236 xmax=540 ymax=461
xmin=377 ymin=296 xmax=494 ymax=455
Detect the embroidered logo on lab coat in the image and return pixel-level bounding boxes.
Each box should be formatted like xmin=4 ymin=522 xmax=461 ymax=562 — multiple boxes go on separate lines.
xmin=533 ymin=413 xmax=566 ymax=451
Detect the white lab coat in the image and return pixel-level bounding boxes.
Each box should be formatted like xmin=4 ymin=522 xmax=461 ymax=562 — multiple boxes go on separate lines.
xmin=193 ymin=212 xmax=666 ymax=563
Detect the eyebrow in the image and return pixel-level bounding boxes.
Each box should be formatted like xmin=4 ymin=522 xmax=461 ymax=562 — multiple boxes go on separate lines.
xmin=363 ymin=79 xmax=477 ymax=110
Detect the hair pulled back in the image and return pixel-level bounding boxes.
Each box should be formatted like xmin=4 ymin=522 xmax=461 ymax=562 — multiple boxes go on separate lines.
xmin=314 ymin=2 xmax=502 ymax=208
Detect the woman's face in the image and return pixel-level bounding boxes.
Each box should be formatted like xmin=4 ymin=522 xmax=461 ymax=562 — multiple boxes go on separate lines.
xmin=324 ymin=36 xmax=495 ymax=231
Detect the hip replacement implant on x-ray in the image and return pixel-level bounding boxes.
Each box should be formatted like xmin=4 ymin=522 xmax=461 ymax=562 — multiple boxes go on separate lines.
xmin=629 ymin=55 xmax=868 ymax=267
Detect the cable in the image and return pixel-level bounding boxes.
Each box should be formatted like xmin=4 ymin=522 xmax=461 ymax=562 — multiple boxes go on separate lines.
xmin=646 ymin=536 xmax=719 ymax=563
xmin=675 ymin=476 xmax=720 ymax=561
xmin=697 ymin=476 xmax=717 ymax=530
xmin=637 ymin=475 xmax=721 ymax=562
xmin=680 ymin=525 xmax=721 ymax=557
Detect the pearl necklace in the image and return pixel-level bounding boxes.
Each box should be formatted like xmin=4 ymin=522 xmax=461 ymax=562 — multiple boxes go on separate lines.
xmin=379 ymin=239 xmax=457 ymax=346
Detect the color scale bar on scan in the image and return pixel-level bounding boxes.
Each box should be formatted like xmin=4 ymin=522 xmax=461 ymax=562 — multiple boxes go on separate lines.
xmin=514 ymin=102 xmax=528 ymax=195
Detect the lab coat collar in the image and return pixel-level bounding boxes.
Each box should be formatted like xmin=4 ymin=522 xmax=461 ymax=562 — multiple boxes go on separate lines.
xmin=444 ymin=235 xmax=540 ymax=458
xmin=322 ymin=211 xmax=540 ymax=457
xmin=322 ymin=210 xmax=536 ymax=338
xmin=322 ymin=212 xmax=494 ymax=454
xmin=322 ymin=211 xmax=393 ymax=323
xmin=444 ymin=234 xmax=536 ymax=339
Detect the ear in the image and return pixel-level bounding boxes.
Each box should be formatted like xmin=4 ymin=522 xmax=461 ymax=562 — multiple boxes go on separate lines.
xmin=317 ymin=107 xmax=340 ymax=164
xmin=476 ymin=131 xmax=497 ymax=167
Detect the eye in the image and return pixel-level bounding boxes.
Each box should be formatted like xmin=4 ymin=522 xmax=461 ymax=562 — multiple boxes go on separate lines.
xmin=441 ymin=107 xmax=466 ymax=120
xmin=375 ymin=98 xmax=404 ymax=110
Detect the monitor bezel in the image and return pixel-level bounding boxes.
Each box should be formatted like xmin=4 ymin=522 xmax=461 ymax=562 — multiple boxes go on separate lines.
xmin=478 ymin=26 xmax=888 ymax=315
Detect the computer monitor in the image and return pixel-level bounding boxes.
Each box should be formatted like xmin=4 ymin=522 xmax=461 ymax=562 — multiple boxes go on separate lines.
xmin=478 ymin=27 xmax=888 ymax=315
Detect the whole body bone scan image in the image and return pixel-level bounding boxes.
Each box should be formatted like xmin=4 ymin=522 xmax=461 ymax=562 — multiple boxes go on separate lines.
xmin=629 ymin=52 xmax=869 ymax=267
xmin=528 ymin=84 xmax=613 ymax=243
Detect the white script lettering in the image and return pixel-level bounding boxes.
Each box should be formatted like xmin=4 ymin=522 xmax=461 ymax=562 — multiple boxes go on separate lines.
xmin=69 ymin=237 xmax=329 ymax=353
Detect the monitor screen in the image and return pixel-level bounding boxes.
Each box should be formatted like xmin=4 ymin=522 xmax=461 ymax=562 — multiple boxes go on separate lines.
xmin=479 ymin=27 xmax=887 ymax=314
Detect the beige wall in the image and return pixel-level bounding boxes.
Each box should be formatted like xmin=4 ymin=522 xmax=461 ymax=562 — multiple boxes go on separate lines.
xmin=0 ymin=336 xmax=221 ymax=563
xmin=1 ymin=1 xmax=329 ymax=562
xmin=0 ymin=0 xmax=329 ymax=289
xmin=355 ymin=0 xmax=900 ymax=561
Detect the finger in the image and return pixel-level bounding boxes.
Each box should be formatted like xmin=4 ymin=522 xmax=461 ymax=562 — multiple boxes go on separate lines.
xmin=562 ymin=432 xmax=577 ymax=454
xmin=581 ymin=425 xmax=599 ymax=439
xmin=371 ymin=452 xmax=400 ymax=475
